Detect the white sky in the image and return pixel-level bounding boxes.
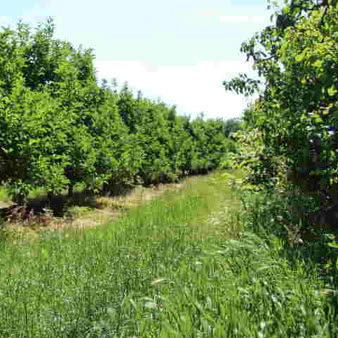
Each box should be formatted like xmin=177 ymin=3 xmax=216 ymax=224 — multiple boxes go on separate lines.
xmin=1 ymin=0 xmax=274 ymax=119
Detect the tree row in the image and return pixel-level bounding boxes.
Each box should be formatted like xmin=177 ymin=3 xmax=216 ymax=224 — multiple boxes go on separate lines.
xmin=0 ymin=20 xmax=237 ymax=204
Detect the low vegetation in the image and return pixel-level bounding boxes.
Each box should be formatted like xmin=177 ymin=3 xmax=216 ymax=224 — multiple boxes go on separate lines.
xmin=0 ymin=172 xmax=337 ymax=337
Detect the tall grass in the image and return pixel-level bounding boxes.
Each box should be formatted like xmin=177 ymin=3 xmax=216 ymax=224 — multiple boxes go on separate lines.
xmin=0 ymin=172 xmax=337 ymax=337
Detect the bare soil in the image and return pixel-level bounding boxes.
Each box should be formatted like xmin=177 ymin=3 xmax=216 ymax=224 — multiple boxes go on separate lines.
xmin=0 ymin=182 xmax=184 ymax=234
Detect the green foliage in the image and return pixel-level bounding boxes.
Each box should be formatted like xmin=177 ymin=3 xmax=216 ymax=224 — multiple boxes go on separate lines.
xmin=0 ymin=19 xmax=234 ymax=206
xmin=225 ymin=0 xmax=338 ymax=207
xmin=223 ymin=117 xmax=243 ymax=137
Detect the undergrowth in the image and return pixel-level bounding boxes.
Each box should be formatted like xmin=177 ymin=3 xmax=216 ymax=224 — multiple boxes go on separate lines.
xmin=0 ymin=172 xmax=337 ymax=337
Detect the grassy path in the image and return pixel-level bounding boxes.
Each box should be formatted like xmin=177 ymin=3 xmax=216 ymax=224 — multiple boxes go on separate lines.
xmin=0 ymin=172 xmax=240 ymax=337
xmin=0 ymin=172 xmax=337 ymax=337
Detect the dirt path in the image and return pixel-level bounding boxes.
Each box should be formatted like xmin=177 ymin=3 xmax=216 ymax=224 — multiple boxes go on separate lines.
xmin=64 ymin=183 xmax=184 ymax=230
xmin=0 ymin=201 xmax=12 ymax=209
xmin=1 ymin=182 xmax=185 ymax=234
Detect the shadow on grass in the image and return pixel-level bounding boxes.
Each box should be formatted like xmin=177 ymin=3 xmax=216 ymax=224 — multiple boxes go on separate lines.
xmin=0 ymin=183 xmax=135 ymax=220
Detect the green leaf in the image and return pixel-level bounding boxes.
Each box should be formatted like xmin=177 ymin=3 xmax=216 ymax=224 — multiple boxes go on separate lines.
xmin=295 ymin=54 xmax=304 ymax=62
xmin=328 ymin=85 xmax=337 ymax=97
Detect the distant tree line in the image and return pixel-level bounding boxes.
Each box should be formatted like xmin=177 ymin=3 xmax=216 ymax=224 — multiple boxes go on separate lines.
xmin=0 ymin=19 xmax=238 ymax=205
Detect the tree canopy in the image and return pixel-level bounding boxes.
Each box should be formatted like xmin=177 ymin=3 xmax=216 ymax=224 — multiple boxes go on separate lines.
xmin=225 ymin=0 xmax=338 ymax=205
xmin=0 ymin=19 xmax=236 ymax=205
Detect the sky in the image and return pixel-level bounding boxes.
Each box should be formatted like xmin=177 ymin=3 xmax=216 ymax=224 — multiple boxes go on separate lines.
xmin=0 ymin=0 xmax=274 ymax=119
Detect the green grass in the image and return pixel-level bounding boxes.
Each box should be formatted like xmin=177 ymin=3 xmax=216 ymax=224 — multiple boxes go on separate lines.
xmin=0 ymin=171 xmax=337 ymax=337
xmin=0 ymin=185 xmax=46 ymax=202
xmin=0 ymin=186 xmax=10 ymax=203
xmin=0 ymin=181 xmax=86 ymax=205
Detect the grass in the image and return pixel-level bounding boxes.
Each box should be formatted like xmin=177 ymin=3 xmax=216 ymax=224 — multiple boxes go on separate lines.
xmin=2 ymin=184 xmax=188 ymax=241
xmin=0 ymin=171 xmax=337 ymax=337
xmin=0 ymin=185 xmax=57 ymax=204
xmin=0 ymin=180 xmax=186 ymax=233
xmin=0 ymin=186 xmax=10 ymax=204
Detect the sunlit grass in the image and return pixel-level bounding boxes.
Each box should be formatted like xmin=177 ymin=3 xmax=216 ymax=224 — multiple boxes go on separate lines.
xmin=0 ymin=186 xmax=10 ymax=203
xmin=0 ymin=171 xmax=337 ymax=337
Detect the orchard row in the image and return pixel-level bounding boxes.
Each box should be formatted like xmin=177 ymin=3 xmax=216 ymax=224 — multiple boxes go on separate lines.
xmin=0 ymin=20 xmax=238 ymax=204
